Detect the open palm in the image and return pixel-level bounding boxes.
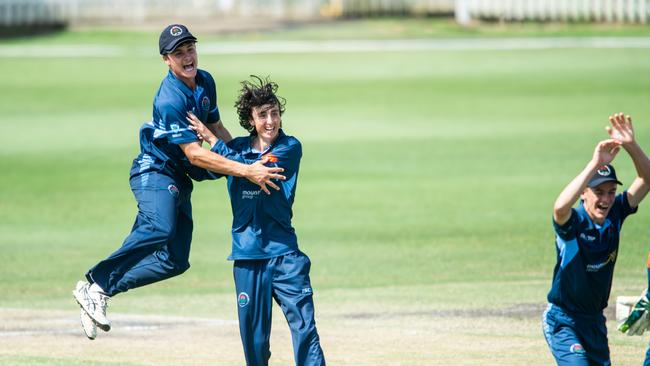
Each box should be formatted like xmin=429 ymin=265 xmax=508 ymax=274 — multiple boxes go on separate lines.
xmin=607 ymin=112 xmax=635 ymax=145
xmin=594 ymin=139 xmax=622 ymax=166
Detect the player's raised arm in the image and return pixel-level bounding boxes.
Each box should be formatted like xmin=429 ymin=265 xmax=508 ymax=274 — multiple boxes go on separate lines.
xmin=553 ymin=139 xmax=622 ymax=225
xmin=607 ymin=112 xmax=650 ymax=208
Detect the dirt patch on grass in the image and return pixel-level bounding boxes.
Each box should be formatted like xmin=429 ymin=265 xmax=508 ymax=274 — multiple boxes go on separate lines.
xmin=0 ymin=304 xmax=633 ymax=366
xmin=341 ymin=302 xmax=548 ymax=320
xmin=0 ymin=308 xmax=236 ymax=337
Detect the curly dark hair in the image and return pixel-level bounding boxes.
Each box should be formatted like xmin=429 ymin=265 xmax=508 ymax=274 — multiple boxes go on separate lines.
xmin=235 ymin=75 xmax=286 ymax=135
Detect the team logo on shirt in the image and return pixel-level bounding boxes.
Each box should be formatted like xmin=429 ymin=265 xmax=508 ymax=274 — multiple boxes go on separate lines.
xmin=201 ymin=96 xmax=210 ymax=111
xmin=597 ymin=165 xmax=612 ymax=176
xmin=238 ymin=292 xmax=250 ymax=307
xmin=170 ymin=123 xmax=181 ymax=138
xmin=586 ymin=249 xmax=617 ymax=272
xmin=263 ymin=153 xmax=278 ymax=163
xmin=579 ymin=233 xmax=596 ymax=241
xmin=569 ymin=343 xmax=585 ymax=354
xmin=170 ymin=26 xmax=183 ymax=37
xmin=242 ymin=190 xmax=261 ymax=200
xmin=302 ymin=287 xmax=312 ymax=295
xmin=167 ymin=184 xmax=179 ymax=198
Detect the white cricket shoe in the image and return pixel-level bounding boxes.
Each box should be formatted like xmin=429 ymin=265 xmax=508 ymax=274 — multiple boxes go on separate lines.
xmin=73 ymin=281 xmax=111 ymax=332
xmin=80 ymin=308 xmax=97 ymax=340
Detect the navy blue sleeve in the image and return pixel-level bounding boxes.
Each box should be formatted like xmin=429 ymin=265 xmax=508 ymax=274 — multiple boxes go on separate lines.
xmin=553 ymin=209 xmax=578 ymax=241
xmin=208 ymin=81 xmax=221 ymax=123
xmin=156 ymin=95 xmax=199 ymax=145
xmin=269 ymin=137 xmax=301 ymax=176
xmin=203 ymin=71 xmax=221 ymax=123
xmin=268 ymin=137 xmax=302 ymax=202
xmin=616 ymin=190 xmax=638 ymax=222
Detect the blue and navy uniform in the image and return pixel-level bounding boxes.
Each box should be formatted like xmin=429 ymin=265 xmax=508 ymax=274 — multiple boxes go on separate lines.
xmin=211 ymin=130 xmax=326 ymax=366
xmin=86 ymin=69 xmax=221 ymax=296
xmin=542 ymin=192 xmax=637 ymax=366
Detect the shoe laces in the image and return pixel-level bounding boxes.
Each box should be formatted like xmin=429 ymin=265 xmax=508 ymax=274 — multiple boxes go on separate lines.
xmin=97 ymin=293 xmax=110 ymax=313
xmin=81 ymin=286 xmax=95 ymax=310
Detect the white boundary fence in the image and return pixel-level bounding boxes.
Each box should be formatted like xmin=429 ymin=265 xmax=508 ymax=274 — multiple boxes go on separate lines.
xmin=1 ymin=0 xmax=649 ymax=27
xmin=0 ymin=0 xmax=323 ymax=27
xmin=455 ymin=0 xmax=649 ymax=24
xmin=326 ymin=0 xmax=454 ymax=17
xmin=0 ymin=0 xmax=67 ymax=26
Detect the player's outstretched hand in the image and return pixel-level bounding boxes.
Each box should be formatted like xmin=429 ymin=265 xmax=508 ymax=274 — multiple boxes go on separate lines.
xmin=592 ymin=139 xmax=622 ymax=166
xmin=187 ymin=112 xmax=217 ymax=147
xmin=606 ymin=112 xmax=635 ymax=145
xmin=619 ymin=290 xmax=650 ymax=336
xmin=245 ymin=157 xmax=285 ymax=195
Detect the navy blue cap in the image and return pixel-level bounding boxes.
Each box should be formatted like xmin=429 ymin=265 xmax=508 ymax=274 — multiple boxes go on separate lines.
xmin=588 ymin=164 xmax=623 ymax=188
xmin=159 ymin=24 xmax=197 ymax=55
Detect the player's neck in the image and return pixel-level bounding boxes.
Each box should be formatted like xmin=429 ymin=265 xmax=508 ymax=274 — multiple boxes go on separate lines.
xmin=252 ymin=137 xmax=269 ymax=152
xmin=252 ymin=136 xmax=276 ymax=153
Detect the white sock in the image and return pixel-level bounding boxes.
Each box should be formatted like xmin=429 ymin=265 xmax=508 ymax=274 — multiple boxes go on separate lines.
xmin=89 ymin=283 xmax=106 ymax=295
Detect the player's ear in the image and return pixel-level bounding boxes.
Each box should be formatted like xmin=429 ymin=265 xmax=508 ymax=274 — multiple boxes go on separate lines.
xmin=162 ymin=54 xmax=171 ymax=66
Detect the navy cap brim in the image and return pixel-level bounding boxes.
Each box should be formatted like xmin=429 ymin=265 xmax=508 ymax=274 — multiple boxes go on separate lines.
xmin=587 ymin=177 xmax=623 ymax=188
xmin=160 ymin=35 xmax=197 ymax=55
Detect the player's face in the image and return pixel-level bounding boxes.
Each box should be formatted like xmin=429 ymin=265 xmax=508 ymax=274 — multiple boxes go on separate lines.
xmin=581 ymin=181 xmax=617 ymax=225
xmin=163 ymin=42 xmax=198 ymax=87
xmin=250 ymin=104 xmax=281 ymax=143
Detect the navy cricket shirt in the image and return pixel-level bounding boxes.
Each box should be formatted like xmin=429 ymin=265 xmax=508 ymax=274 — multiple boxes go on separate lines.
xmin=210 ymin=130 xmax=301 ymax=260
xmin=130 ymin=69 xmax=221 ymax=181
xmin=547 ymin=192 xmax=637 ymax=315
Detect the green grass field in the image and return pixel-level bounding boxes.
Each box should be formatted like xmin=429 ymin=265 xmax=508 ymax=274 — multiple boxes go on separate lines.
xmin=1 ymin=18 xmax=650 ymax=365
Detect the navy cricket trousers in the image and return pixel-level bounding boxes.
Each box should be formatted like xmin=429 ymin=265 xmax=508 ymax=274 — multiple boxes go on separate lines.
xmin=542 ymin=304 xmax=610 ymax=366
xmin=86 ymin=172 xmax=193 ymax=297
xmin=234 ymin=251 xmax=326 ymax=366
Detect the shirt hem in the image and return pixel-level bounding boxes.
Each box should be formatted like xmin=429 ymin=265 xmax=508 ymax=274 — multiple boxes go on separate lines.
xmin=227 ymin=248 xmax=297 ymax=261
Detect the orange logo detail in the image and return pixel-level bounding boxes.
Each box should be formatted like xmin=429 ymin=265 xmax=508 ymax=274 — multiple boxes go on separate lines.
xmin=264 ymin=153 xmax=278 ymax=163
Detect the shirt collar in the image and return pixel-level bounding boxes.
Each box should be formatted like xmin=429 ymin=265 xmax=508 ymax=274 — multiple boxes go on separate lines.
xmin=245 ymin=129 xmax=286 ymax=155
xmin=166 ymin=70 xmax=202 ymax=97
xmin=578 ymin=201 xmax=612 ymax=233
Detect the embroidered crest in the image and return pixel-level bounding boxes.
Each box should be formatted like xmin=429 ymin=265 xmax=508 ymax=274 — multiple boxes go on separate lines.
xmin=170 ymin=26 xmax=183 ymax=37
xmin=238 ymin=292 xmax=250 ymax=307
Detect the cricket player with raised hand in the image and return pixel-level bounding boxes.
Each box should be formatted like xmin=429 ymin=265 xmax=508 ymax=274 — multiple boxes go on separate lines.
xmin=187 ymin=75 xmax=326 ymax=366
xmin=72 ymin=25 xmax=285 ymax=340
xmin=542 ymin=113 xmax=650 ymax=365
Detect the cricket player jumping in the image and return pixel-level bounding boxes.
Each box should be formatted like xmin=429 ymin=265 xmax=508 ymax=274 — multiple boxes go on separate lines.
xmin=72 ymin=25 xmax=285 ymax=339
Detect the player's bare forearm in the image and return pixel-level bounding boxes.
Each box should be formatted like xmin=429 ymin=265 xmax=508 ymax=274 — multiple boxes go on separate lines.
xmin=608 ymin=113 xmax=650 ymax=206
xmin=213 ymin=121 xmax=233 ymax=143
xmin=553 ymin=160 xmax=599 ymax=224
xmin=624 ymin=141 xmax=650 ymax=207
xmin=609 ymin=113 xmax=650 ymax=186
xmin=187 ymin=112 xmax=218 ymax=147
xmin=180 ymin=142 xmax=286 ymax=194
xmin=206 ymin=120 xmax=233 ymax=144
xmin=181 ymin=141 xmax=248 ymax=176
xmin=554 ymin=139 xmax=622 ymax=224
xmin=625 ymin=141 xmax=650 ymax=186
